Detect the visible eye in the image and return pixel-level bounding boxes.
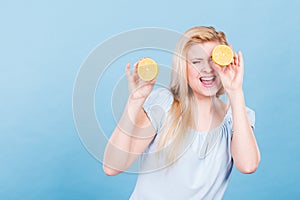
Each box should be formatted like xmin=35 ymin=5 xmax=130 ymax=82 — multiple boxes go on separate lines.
xmin=192 ymin=61 xmax=202 ymax=65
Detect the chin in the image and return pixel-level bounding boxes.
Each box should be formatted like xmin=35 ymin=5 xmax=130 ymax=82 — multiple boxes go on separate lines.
xmin=192 ymin=88 xmax=218 ymax=98
xmin=203 ymin=90 xmax=219 ymax=97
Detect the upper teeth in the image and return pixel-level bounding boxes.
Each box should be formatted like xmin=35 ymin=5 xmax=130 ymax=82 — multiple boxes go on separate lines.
xmin=201 ymin=77 xmax=214 ymax=81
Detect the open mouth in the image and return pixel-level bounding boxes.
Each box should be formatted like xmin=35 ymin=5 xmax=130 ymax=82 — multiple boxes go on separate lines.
xmin=199 ymin=76 xmax=217 ymax=88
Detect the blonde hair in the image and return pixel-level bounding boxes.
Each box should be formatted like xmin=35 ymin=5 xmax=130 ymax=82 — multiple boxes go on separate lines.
xmin=157 ymin=26 xmax=229 ymax=164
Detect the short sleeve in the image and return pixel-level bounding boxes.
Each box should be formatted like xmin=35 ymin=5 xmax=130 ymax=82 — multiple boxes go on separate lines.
xmin=226 ymin=106 xmax=256 ymax=134
xmin=246 ymin=107 xmax=256 ymax=130
xmin=143 ymin=88 xmax=174 ymax=133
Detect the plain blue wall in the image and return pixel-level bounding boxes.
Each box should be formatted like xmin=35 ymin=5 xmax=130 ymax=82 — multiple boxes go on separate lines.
xmin=1 ymin=0 xmax=300 ymax=199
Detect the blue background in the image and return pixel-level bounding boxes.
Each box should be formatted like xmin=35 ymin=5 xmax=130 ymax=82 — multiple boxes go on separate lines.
xmin=1 ymin=0 xmax=300 ymax=199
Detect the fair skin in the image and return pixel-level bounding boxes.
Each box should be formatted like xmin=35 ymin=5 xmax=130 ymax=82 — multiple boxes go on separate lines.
xmin=187 ymin=42 xmax=227 ymax=132
xmin=103 ymin=41 xmax=260 ymax=176
xmin=187 ymin=41 xmax=260 ymax=173
xmin=102 ymin=61 xmax=157 ymax=176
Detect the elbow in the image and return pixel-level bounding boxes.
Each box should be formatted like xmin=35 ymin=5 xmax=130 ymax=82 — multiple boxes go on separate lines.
xmin=102 ymin=164 xmax=121 ymax=176
xmin=238 ymin=165 xmax=258 ymax=174
xmin=236 ymin=160 xmax=260 ymax=174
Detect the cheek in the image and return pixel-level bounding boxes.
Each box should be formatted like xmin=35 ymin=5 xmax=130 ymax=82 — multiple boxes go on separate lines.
xmin=187 ymin=65 xmax=200 ymax=89
xmin=187 ymin=64 xmax=199 ymax=79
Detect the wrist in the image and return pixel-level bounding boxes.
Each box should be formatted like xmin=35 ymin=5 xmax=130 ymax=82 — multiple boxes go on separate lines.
xmin=126 ymin=96 xmax=146 ymax=115
xmin=123 ymin=96 xmax=150 ymax=131
xmin=128 ymin=94 xmax=147 ymax=105
xmin=227 ymin=89 xmax=245 ymax=104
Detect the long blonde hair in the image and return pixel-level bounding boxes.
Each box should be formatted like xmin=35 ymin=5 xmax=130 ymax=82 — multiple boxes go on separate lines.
xmin=157 ymin=26 xmax=229 ymax=164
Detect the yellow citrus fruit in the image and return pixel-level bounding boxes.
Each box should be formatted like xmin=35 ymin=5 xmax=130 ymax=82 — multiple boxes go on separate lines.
xmin=137 ymin=58 xmax=159 ymax=81
xmin=212 ymin=45 xmax=234 ymax=66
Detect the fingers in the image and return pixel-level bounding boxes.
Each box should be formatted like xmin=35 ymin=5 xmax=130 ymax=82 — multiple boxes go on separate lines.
xmin=238 ymin=51 xmax=244 ymax=66
xmin=126 ymin=57 xmax=157 ymax=83
xmin=238 ymin=51 xmax=244 ymax=75
xmin=125 ymin=62 xmax=131 ymax=77
xmin=133 ymin=57 xmax=146 ymax=75
xmin=229 ymin=45 xmax=243 ymax=67
xmin=125 ymin=59 xmax=141 ymax=78
xmin=229 ymin=51 xmax=237 ymax=72
xmin=228 ymin=45 xmax=244 ymax=73
xmin=234 ymin=50 xmax=244 ymax=68
xmin=133 ymin=61 xmax=139 ymax=76
xmin=233 ymin=51 xmax=238 ymax=66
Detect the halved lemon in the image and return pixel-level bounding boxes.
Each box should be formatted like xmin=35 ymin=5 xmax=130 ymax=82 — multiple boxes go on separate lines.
xmin=137 ymin=58 xmax=159 ymax=81
xmin=212 ymin=45 xmax=234 ymax=66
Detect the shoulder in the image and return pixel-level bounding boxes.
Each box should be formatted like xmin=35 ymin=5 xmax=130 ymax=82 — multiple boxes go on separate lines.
xmin=245 ymin=107 xmax=255 ymax=128
xmin=226 ymin=106 xmax=256 ymax=128
xmin=142 ymin=87 xmax=174 ymax=133
xmin=143 ymin=87 xmax=174 ymax=114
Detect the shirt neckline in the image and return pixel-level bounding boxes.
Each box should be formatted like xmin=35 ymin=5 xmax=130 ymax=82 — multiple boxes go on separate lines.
xmin=191 ymin=105 xmax=231 ymax=135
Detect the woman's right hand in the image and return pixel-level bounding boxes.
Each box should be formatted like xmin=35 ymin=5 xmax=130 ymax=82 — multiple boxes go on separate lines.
xmin=125 ymin=60 xmax=156 ymax=100
xmin=103 ymin=60 xmax=158 ymax=176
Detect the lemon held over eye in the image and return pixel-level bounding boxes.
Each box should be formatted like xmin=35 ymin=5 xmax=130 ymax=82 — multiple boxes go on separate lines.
xmin=212 ymin=45 xmax=234 ymax=66
xmin=137 ymin=58 xmax=159 ymax=81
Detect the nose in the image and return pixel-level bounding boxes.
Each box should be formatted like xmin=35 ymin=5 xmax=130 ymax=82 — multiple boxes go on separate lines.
xmin=202 ymin=60 xmax=213 ymax=73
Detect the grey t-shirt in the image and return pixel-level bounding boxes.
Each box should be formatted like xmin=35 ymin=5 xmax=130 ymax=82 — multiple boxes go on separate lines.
xmin=129 ymin=88 xmax=255 ymax=200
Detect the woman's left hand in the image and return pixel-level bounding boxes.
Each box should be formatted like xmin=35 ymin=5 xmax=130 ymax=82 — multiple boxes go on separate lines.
xmin=212 ymin=48 xmax=244 ymax=94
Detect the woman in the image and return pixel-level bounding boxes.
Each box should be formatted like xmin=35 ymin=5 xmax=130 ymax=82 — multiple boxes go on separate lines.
xmin=103 ymin=26 xmax=260 ymax=199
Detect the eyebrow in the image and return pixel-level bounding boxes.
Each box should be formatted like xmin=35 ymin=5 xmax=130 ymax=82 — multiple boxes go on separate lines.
xmin=189 ymin=58 xmax=204 ymax=61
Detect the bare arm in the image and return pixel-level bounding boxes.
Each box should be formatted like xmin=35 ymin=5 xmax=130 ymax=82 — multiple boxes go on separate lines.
xmin=213 ymin=50 xmax=260 ymax=174
xmin=103 ymin=62 xmax=156 ymax=176
xmin=228 ymin=91 xmax=260 ymax=174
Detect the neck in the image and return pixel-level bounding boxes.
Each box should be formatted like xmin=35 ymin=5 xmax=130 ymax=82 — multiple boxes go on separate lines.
xmin=193 ymin=93 xmax=217 ymax=115
xmin=192 ymin=93 xmax=226 ymax=132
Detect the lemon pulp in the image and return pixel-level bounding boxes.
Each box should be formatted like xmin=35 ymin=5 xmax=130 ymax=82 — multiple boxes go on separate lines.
xmin=212 ymin=45 xmax=234 ymax=66
xmin=137 ymin=58 xmax=159 ymax=81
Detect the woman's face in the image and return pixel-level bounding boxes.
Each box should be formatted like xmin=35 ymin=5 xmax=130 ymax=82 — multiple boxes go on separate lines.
xmin=187 ymin=41 xmax=223 ymax=97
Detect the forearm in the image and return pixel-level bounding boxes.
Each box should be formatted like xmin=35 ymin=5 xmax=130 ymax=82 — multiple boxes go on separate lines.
xmin=229 ymin=90 xmax=260 ymax=173
xmin=103 ymin=97 xmax=155 ymax=174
